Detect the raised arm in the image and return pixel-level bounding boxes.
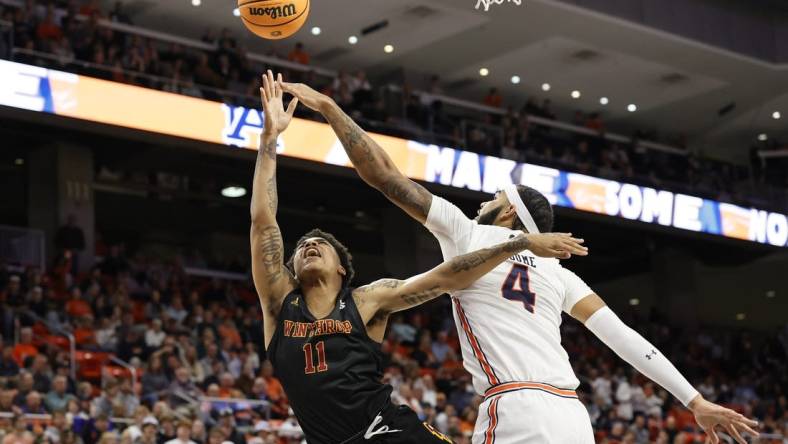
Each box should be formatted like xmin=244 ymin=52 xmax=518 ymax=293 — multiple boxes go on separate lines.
xmin=279 ymin=81 xmax=433 ymax=223
xmin=250 ymin=71 xmax=298 ymax=346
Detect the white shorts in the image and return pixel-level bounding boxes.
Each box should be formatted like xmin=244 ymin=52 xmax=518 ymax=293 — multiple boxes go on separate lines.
xmin=472 ymin=382 xmax=594 ymax=444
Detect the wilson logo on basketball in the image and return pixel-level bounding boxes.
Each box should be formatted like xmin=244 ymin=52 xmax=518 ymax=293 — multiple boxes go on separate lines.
xmin=248 ymin=4 xmax=297 ymax=19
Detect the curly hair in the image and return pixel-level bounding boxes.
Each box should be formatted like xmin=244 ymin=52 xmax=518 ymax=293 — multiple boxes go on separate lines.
xmin=286 ymin=228 xmax=355 ymax=288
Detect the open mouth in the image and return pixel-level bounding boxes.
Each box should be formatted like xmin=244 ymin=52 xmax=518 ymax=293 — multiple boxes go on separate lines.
xmin=303 ymin=247 xmax=321 ymax=260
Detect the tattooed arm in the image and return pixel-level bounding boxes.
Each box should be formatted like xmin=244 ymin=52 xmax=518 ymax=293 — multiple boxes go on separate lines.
xmin=353 ymin=234 xmax=532 ymax=323
xmin=280 ymin=81 xmax=433 ymax=223
xmin=250 ymin=71 xmax=298 ymax=346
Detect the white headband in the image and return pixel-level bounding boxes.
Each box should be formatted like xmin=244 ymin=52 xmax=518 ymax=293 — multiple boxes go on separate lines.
xmin=502 ymin=184 xmax=540 ymax=234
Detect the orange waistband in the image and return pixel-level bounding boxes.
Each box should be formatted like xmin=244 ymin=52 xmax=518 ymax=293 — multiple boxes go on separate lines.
xmin=484 ymin=381 xmax=578 ymax=400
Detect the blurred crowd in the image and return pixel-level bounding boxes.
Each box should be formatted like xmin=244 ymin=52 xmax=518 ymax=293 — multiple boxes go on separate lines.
xmin=0 ymin=0 xmax=785 ymax=212
xmin=1 ymin=230 xmax=787 ymax=444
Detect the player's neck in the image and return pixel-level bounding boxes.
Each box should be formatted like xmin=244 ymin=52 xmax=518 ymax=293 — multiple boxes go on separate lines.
xmin=301 ymin=279 xmax=342 ymax=318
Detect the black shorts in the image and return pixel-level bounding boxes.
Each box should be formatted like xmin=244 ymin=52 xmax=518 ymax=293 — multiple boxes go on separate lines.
xmin=340 ymin=403 xmax=453 ymax=444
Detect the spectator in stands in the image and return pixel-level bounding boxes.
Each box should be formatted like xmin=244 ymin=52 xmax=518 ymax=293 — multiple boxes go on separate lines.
xmin=82 ymin=413 xmax=114 ymax=444
xmin=163 ymin=419 xmax=196 ymax=444
xmin=350 ymin=70 xmax=373 ymax=107
xmin=109 ymin=1 xmax=132 ymax=25
xmin=260 ymin=361 xmax=286 ymax=418
xmin=65 ymin=287 xmax=92 ymax=318
xmin=252 ymin=420 xmax=275 ymax=443
xmin=165 ymin=295 xmax=188 ymax=325
xmin=217 ymin=372 xmax=235 ymax=398
xmin=0 ymin=343 xmax=20 ymax=377
xmin=145 ymin=319 xmax=165 ymax=349
xmin=431 ymin=331 xmax=456 ymax=364
xmin=585 ymin=112 xmax=605 ymax=133
xmin=2 ymin=414 xmax=34 ymax=444
xmin=168 ymin=367 xmax=201 ymax=408
xmin=287 ymin=42 xmax=309 ymax=65
xmin=1 ymin=275 xmax=24 ymax=338
xmin=215 ymin=408 xmax=243 ymax=443
xmin=45 ymin=375 xmax=76 ymax=412
xmin=21 ymin=390 xmax=47 ymax=414
xmin=79 ymin=0 xmax=103 ymax=17
xmin=411 ymin=332 xmax=438 ymax=368
xmin=217 ymin=318 xmax=241 ymax=350
xmin=43 ymin=409 xmax=69 ymax=443
xmin=139 ymin=415 xmax=159 ymax=444
xmin=35 ymin=4 xmax=63 ymax=50
xmin=206 ymin=427 xmax=225 ymax=444
xmin=483 ymin=87 xmax=503 ymax=108
xmin=12 ymin=327 xmax=37 ymax=367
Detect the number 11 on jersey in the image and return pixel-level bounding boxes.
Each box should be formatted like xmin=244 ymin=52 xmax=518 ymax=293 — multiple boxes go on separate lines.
xmin=501 ymin=264 xmax=536 ymax=313
xmin=303 ymin=341 xmax=328 ymax=374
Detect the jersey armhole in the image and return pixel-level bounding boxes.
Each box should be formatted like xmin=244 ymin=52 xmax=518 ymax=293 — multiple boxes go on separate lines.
xmin=264 ymin=292 xmax=295 ymax=357
xmin=346 ymin=289 xmax=385 ymax=345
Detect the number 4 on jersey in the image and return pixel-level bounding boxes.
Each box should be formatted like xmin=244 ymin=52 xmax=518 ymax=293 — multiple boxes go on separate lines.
xmin=501 ymin=264 xmax=536 ymax=313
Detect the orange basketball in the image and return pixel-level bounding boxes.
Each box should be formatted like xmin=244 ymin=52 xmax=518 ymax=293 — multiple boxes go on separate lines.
xmin=237 ymin=0 xmax=310 ymax=40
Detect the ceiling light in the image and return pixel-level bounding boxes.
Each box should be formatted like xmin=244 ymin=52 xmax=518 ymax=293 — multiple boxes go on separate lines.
xmin=348 ymin=35 xmax=358 ymax=45
xmin=233 ymin=8 xmax=240 ymax=16
xmin=773 ymin=111 xmax=781 ymax=120
xmin=221 ymin=186 xmax=246 ymax=198
xmin=541 ymin=83 xmax=551 ymax=92
xmin=627 ymin=104 xmax=637 ymax=112
xmin=311 ymin=27 xmax=321 ymax=36
xmin=600 ymin=97 xmax=609 ymax=105
xmin=191 ymin=0 xmax=200 ymax=6
xmin=479 ymin=68 xmax=489 ymax=77
xmin=383 ymin=44 xmax=394 ymax=53
xmin=571 ymin=90 xmax=581 ymax=99
xmin=14 ymin=158 xmax=24 ymax=165
xmin=510 ymin=75 xmax=520 ymax=84
xmin=766 ymin=290 xmax=775 ymax=298
xmin=629 ymin=298 xmax=640 ymax=306
xmin=758 ymin=133 xmax=767 ymax=141
xmin=735 ymin=313 xmax=746 ymax=321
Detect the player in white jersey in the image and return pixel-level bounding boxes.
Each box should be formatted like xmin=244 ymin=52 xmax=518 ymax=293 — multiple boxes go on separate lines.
xmin=279 ymin=80 xmax=760 ymax=444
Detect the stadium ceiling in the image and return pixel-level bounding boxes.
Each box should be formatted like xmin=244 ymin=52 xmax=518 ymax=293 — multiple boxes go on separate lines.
xmin=124 ymin=0 xmax=788 ymax=160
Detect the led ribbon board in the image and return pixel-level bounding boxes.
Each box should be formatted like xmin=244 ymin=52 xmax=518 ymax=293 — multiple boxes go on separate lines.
xmin=1 ymin=59 xmax=785 ymax=247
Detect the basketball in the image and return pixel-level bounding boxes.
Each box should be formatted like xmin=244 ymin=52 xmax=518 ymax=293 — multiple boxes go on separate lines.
xmin=237 ymin=0 xmax=310 ymax=40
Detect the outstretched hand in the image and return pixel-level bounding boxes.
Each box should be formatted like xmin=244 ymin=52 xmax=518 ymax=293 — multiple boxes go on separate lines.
xmin=689 ymin=396 xmax=759 ymax=444
xmin=525 ymin=233 xmax=588 ymax=259
xmin=260 ymin=70 xmax=298 ymax=135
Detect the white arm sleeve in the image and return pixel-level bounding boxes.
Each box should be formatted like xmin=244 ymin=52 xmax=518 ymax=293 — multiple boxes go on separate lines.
xmin=584 ymin=306 xmax=699 ymax=407
xmin=424 ymin=196 xmax=475 ymax=256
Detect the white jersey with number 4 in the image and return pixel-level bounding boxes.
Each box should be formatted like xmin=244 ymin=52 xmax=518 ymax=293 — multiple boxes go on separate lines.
xmin=426 ymin=197 xmax=594 ymax=395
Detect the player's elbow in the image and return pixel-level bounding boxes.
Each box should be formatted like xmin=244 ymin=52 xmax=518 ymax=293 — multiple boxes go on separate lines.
xmin=250 ymin=210 xmax=272 ymax=228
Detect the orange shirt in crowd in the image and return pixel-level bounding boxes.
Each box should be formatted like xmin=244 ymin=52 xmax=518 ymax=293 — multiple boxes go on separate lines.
xmin=12 ymin=343 xmax=38 ymax=366
xmin=288 ymin=49 xmax=310 ymax=65
xmin=66 ymin=299 xmax=92 ymax=318
xmin=36 ymin=22 xmax=62 ymax=41
xmin=484 ymin=92 xmax=503 ymax=108
xmin=264 ymin=376 xmax=286 ymax=402
xmin=218 ymin=324 xmax=242 ymax=349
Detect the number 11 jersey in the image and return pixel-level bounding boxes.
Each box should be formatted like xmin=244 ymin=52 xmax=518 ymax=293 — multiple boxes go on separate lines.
xmin=267 ymin=288 xmax=392 ymax=443
xmin=425 ymin=196 xmax=594 ymax=395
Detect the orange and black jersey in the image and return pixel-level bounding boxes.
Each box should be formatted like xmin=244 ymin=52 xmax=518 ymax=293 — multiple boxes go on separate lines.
xmin=267 ymin=288 xmax=392 ymax=444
